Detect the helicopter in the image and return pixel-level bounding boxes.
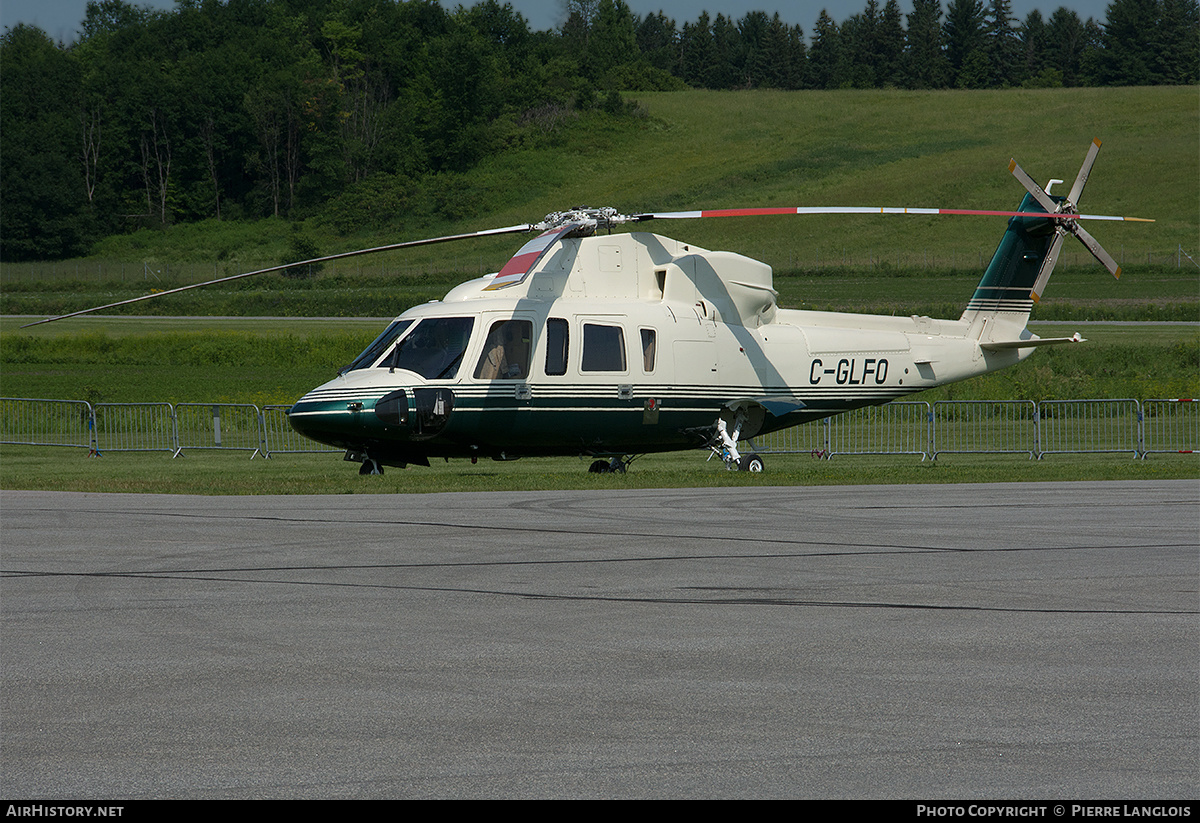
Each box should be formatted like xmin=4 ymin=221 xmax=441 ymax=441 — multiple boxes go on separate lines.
xmin=27 ymin=139 xmax=1150 ymax=474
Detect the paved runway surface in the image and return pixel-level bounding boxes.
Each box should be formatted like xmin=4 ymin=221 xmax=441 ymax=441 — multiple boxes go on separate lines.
xmin=2 ymin=481 xmax=1196 ymax=798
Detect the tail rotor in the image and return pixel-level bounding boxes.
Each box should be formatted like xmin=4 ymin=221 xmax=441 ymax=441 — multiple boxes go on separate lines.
xmin=1009 ymin=138 xmax=1132 ymax=302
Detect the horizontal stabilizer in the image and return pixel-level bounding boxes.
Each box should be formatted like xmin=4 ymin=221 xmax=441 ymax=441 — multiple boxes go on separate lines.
xmin=980 ymin=333 xmax=1084 ymax=351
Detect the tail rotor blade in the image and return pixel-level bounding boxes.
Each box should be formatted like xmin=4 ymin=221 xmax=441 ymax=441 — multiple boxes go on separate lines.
xmin=1009 ymin=159 xmax=1059 ymax=214
xmin=1071 ymin=222 xmax=1122 ymax=279
xmin=1031 ymin=230 xmax=1065 ymax=303
xmin=1067 ymin=137 xmax=1102 ymax=207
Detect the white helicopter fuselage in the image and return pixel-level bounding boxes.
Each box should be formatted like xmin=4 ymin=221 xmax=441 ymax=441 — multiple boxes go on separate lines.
xmin=287 ymin=228 xmax=1036 ymax=468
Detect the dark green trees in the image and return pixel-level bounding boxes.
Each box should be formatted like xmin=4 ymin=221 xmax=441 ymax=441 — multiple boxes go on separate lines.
xmin=1101 ymin=0 xmax=1199 ymax=85
xmin=0 ymin=25 xmax=92 ymax=260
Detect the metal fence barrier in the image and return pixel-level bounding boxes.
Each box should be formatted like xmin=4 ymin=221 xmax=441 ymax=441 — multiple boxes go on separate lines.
xmin=932 ymin=400 xmax=1038 ymax=459
xmin=0 ymin=398 xmax=94 ymax=451
xmin=1038 ymin=399 xmax=1141 ymax=457
xmin=176 ymin=403 xmax=264 ymax=458
xmin=1 ymin=397 xmax=1197 ymax=460
xmin=1141 ymin=399 xmax=1198 ymax=457
xmin=828 ymin=402 xmax=931 ymax=460
xmin=94 ymin=402 xmax=177 ymax=455
xmin=751 ymin=404 xmax=933 ymax=459
xmin=750 ymin=417 xmax=832 ymax=457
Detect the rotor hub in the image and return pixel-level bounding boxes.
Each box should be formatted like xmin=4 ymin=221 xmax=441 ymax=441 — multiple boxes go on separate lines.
xmin=535 ymin=206 xmax=629 ymax=234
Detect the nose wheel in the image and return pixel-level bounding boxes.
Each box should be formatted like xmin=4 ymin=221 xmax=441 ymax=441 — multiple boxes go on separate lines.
xmin=359 ymin=457 xmax=384 ymax=475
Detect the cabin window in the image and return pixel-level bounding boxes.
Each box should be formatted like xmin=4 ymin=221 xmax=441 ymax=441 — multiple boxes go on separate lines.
xmin=343 ymin=319 xmax=414 ymax=372
xmin=544 ymin=318 xmax=569 ymax=376
xmin=640 ymin=329 xmax=656 ymax=373
xmin=474 ymin=319 xmax=533 ymax=380
xmin=581 ymin=323 xmax=626 ymax=372
xmin=384 ymin=316 xmax=474 ymax=380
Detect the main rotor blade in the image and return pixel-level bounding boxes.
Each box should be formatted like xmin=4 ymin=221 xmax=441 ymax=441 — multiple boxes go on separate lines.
xmin=631 ymin=205 xmax=1149 ymax=222
xmin=1008 ymin=159 xmax=1060 ymax=214
xmin=1067 ymin=137 xmax=1102 ymax=207
xmin=1074 ymin=213 xmax=1153 ymax=222
xmin=20 ymin=224 xmax=534 ymax=328
xmin=483 ymin=222 xmax=584 ymax=290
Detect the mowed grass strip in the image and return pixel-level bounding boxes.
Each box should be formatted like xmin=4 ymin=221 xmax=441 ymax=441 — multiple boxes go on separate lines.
xmin=0 ymin=446 xmax=1195 ymax=496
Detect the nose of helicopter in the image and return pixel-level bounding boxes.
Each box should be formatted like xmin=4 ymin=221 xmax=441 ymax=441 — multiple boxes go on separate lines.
xmin=286 ymin=378 xmax=455 ymax=450
xmin=286 ymin=382 xmax=369 ymax=447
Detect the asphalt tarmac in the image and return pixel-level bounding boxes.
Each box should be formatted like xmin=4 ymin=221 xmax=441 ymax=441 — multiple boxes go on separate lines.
xmin=2 ymin=481 xmax=1196 ymax=799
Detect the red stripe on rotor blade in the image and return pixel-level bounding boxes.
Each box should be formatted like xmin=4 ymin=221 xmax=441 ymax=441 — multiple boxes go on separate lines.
xmin=486 ymin=223 xmax=583 ymax=290
xmin=697 ymin=207 xmax=1083 ymax=219
xmin=497 ymin=250 xmax=542 ymax=277
xmin=496 ymin=229 xmax=559 ymax=277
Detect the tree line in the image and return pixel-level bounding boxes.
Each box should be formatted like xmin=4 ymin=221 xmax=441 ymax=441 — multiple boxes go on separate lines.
xmin=653 ymin=0 xmax=1196 ymax=91
xmin=1 ymin=0 xmax=1195 ymax=261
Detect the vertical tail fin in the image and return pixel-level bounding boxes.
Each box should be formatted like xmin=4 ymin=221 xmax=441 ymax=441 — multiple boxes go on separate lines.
xmin=961 ymin=193 xmax=1059 ymax=331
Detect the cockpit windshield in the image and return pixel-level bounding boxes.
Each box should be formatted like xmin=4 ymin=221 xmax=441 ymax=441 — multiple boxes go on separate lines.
xmin=382 ymin=316 xmax=475 ymax=380
xmin=342 ymin=319 xmax=414 ymax=373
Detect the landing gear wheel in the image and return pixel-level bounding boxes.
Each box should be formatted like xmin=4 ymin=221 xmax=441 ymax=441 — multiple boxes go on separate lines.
xmin=588 ymin=457 xmax=629 ymax=474
xmin=738 ymin=453 xmax=764 ymax=473
xmin=359 ymin=458 xmax=383 ymax=475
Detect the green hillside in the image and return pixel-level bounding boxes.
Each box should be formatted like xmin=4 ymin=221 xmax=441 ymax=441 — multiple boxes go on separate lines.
xmin=3 ymin=86 xmax=1196 ymax=318
xmin=452 ymin=86 xmax=1196 ymax=274
xmin=619 ymin=87 xmax=1196 ymax=268
xmin=304 ymin=85 xmax=1196 ymax=275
